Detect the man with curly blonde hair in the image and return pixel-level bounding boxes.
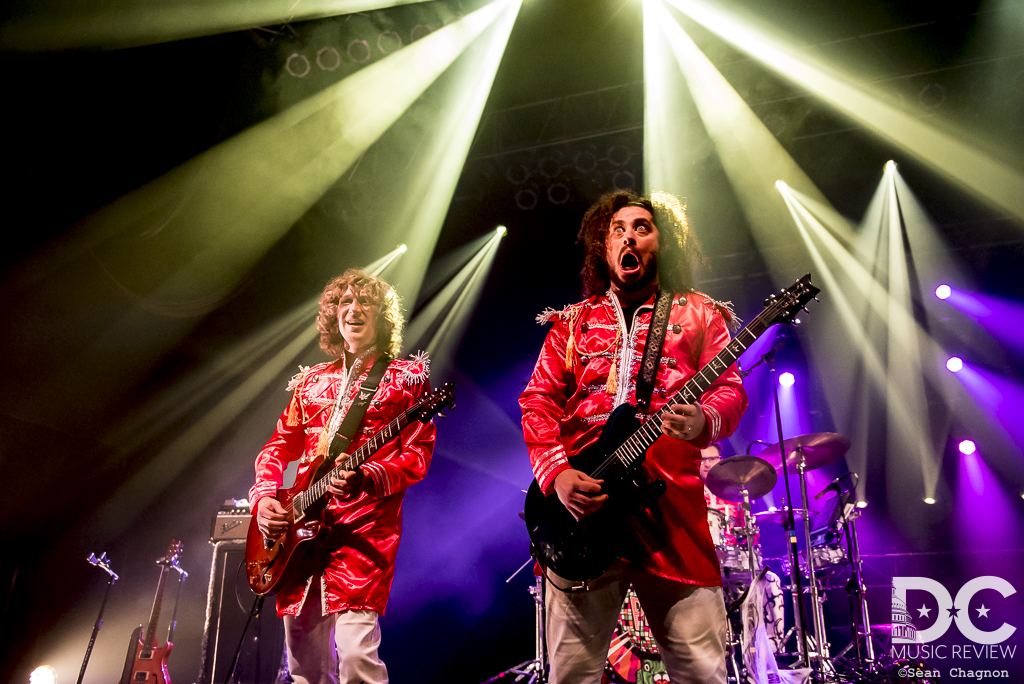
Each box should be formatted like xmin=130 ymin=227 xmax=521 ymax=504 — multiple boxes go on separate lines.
xmin=521 ymin=190 xmax=748 ymax=683
xmin=251 ymin=269 xmax=434 ymax=684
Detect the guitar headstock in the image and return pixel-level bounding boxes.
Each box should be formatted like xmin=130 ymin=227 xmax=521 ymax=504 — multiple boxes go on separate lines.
xmin=157 ymin=540 xmax=183 ymax=568
xmin=762 ymin=274 xmax=820 ymax=327
xmin=416 ymin=382 xmax=457 ymax=423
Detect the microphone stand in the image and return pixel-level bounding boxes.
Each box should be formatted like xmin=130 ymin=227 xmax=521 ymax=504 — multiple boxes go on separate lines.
xmin=766 ymin=351 xmax=811 ymax=669
xmin=77 ymin=553 xmax=119 ymax=684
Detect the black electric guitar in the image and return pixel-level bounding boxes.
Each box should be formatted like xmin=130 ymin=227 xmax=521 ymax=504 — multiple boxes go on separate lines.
xmin=245 ymin=382 xmax=456 ymax=595
xmin=524 ymin=275 xmax=820 ymax=581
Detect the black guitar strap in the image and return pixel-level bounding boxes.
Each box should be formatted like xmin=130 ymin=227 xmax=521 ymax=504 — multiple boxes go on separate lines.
xmin=327 ymin=355 xmax=391 ymax=460
xmin=634 ymin=289 xmax=673 ymax=412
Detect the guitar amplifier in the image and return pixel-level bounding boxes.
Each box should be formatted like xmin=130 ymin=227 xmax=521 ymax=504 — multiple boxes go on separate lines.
xmin=197 ymin=539 xmax=286 ymax=684
xmin=211 ymin=499 xmax=251 ymax=541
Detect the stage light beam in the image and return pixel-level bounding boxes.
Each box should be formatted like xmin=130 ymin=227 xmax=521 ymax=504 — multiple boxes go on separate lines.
xmin=33 ymin=0 xmax=516 ymax=313
xmin=959 ymin=440 xmax=977 ymax=455
xmin=779 ymin=372 xmax=795 ymax=387
xmin=946 ymin=357 xmax=964 ymax=373
xmin=662 ymin=0 xmax=1024 ymax=225
xmin=935 ymin=284 xmax=952 ymax=300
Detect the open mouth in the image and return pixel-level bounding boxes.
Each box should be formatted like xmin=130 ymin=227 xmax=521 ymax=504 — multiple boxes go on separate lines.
xmin=620 ymin=252 xmax=640 ymax=272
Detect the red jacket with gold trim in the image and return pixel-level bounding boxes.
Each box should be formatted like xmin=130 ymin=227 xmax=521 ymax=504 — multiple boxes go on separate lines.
xmin=249 ymin=351 xmax=435 ymax=617
xmin=520 ymin=290 xmax=748 ymax=586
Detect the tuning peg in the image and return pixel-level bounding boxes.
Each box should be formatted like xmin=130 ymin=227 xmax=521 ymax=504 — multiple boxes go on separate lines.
xmin=802 ymin=307 xmax=810 ymax=314
xmin=793 ymin=318 xmax=802 ymax=326
xmin=813 ymin=297 xmax=820 ymax=302
xmin=437 ymin=411 xmax=447 ymax=418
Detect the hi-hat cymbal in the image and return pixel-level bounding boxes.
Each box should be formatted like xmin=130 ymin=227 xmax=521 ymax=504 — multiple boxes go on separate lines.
xmin=754 ymin=507 xmax=816 ymax=525
xmin=705 ymin=455 xmax=778 ymax=501
xmin=755 ymin=432 xmax=851 ymax=472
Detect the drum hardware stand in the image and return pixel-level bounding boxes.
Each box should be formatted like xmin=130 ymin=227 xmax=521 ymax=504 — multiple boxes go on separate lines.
xmin=765 ymin=351 xmax=812 ymax=669
xmin=77 ymin=553 xmax=119 ymax=684
xmin=841 ymin=501 xmax=875 ymax=670
xmin=481 ymin=561 xmax=547 ymax=683
xmin=793 ymin=450 xmax=836 ymax=678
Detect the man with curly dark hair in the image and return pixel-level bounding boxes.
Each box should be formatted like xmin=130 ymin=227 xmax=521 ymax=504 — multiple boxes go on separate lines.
xmin=250 ymin=269 xmax=434 ymax=684
xmin=521 ymin=190 xmax=748 ymax=683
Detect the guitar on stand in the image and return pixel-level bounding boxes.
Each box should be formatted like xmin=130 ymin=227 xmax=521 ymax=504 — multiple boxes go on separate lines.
xmin=119 ymin=541 xmax=187 ymax=684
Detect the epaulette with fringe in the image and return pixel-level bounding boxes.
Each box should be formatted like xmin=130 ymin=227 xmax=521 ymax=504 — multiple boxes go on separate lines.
xmin=535 ymin=303 xmax=579 ymax=325
xmin=401 ymin=351 xmax=431 ymax=386
xmin=285 ymin=364 xmax=313 ymax=426
xmin=694 ymin=291 xmax=742 ymax=333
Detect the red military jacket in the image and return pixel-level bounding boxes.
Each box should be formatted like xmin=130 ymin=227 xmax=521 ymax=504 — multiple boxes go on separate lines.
xmin=520 ymin=290 xmax=748 ymax=586
xmin=249 ymin=350 xmax=435 ymax=617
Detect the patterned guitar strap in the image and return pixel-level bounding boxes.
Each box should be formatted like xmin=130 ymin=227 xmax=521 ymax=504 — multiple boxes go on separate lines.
xmin=634 ymin=289 xmax=673 ymax=413
xmin=327 ymin=355 xmax=392 ymax=462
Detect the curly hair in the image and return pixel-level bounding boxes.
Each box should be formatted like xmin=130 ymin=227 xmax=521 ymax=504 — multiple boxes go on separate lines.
xmin=577 ymin=189 xmax=702 ymax=297
xmin=316 ymin=269 xmax=404 ymax=359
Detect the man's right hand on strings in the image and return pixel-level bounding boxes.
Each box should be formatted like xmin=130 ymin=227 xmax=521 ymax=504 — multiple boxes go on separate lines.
xmin=256 ymin=497 xmax=291 ymax=541
xmin=553 ymin=469 xmax=609 ymax=521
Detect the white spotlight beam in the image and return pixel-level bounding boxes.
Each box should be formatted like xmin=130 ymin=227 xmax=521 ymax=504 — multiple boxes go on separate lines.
xmin=0 ymin=0 xmax=430 ymax=51
xmin=380 ymin=0 xmax=522 ymax=306
xmin=29 ymin=0 xmax=514 ymax=312
xmin=423 ymin=231 xmax=503 ymax=380
xmin=644 ymin=0 xmax=818 ymax=280
xmin=663 ymin=0 xmax=1024 ymax=226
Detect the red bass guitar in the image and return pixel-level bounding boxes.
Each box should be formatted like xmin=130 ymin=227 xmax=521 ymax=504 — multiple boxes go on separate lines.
xmin=245 ymin=382 xmax=455 ymax=596
xmin=118 ymin=541 xmax=184 ymax=684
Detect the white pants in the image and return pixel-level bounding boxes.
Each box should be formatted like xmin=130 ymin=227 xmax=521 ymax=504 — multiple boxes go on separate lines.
xmin=283 ymin=582 xmax=388 ymax=684
xmin=545 ymin=562 xmax=727 ymax=684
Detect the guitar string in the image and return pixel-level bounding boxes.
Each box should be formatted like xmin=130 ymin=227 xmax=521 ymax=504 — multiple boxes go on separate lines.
xmin=591 ymin=302 xmax=781 ymax=477
xmin=277 ymin=389 xmax=446 ymax=517
xmin=588 ymin=291 xmax=801 ymax=479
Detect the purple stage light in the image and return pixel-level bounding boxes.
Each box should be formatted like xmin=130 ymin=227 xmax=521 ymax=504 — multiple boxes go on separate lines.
xmin=935 ymin=284 xmax=952 ymax=300
xmin=958 ymin=439 xmax=977 ymax=455
xmin=946 ymin=357 xmax=963 ymax=372
xmin=779 ymin=372 xmax=795 ymax=387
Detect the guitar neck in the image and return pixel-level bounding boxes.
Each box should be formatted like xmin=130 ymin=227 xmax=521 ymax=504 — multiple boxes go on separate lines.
xmin=610 ymin=305 xmax=779 ymax=470
xmin=144 ymin=566 xmax=169 ymax=649
xmin=294 ymin=402 xmax=421 ymax=516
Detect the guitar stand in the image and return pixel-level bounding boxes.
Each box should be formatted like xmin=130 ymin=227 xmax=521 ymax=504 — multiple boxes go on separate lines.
xmin=481 ymin=575 xmax=547 ymax=684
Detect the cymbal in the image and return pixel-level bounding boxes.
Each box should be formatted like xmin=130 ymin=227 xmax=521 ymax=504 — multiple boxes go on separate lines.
xmin=754 ymin=507 xmax=816 ymax=525
xmin=705 ymin=455 xmax=778 ymax=501
xmin=755 ymin=432 xmax=851 ymax=472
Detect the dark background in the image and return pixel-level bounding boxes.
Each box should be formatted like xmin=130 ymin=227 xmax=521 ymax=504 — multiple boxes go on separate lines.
xmin=2 ymin=0 xmax=1023 ymax=682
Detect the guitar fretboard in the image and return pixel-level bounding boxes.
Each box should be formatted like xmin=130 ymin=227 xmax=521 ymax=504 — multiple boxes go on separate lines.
xmin=293 ymin=402 xmax=423 ymax=517
xmin=590 ymin=295 xmax=794 ymax=479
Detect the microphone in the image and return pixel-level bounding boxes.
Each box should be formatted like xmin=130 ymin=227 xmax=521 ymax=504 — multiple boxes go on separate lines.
xmin=814 ymin=472 xmax=858 ymax=500
xmin=738 ymin=339 xmax=787 ymax=377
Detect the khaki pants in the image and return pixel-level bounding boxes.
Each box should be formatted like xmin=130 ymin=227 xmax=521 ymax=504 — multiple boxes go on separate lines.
xmin=283 ymin=582 xmax=388 ymax=684
xmin=545 ymin=561 xmax=727 ymax=684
